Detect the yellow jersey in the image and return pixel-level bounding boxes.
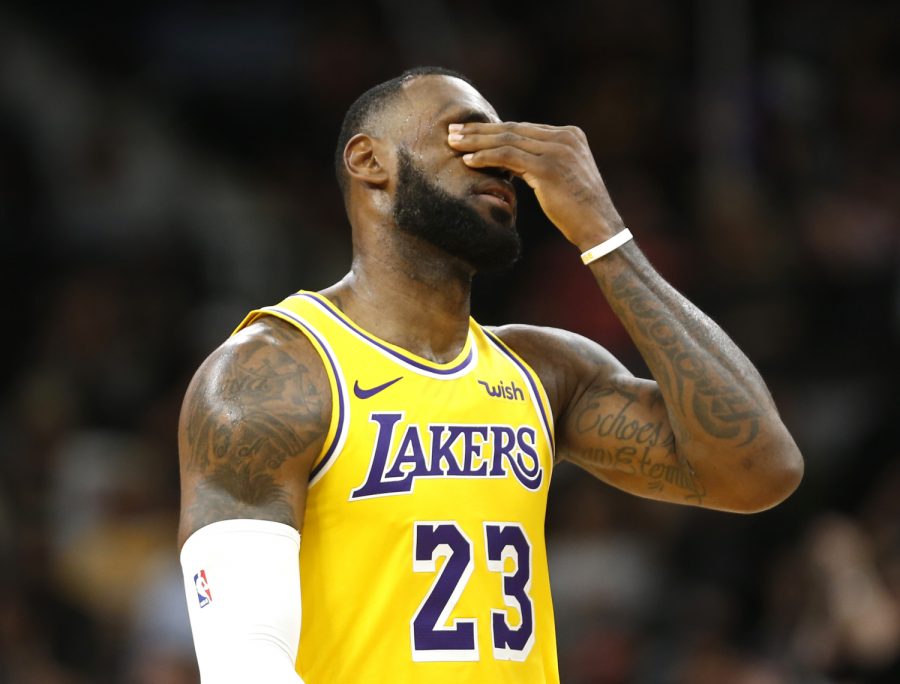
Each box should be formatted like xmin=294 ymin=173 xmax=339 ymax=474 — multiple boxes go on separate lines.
xmin=235 ymin=291 xmax=559 ymax=684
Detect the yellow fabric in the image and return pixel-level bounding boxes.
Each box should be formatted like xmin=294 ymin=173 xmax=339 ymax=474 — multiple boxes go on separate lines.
xmin=235 ymin=291 xmax=559 ymax=684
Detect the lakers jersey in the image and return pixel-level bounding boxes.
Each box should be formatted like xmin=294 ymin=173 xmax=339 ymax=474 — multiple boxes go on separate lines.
xmin=234 ymin=291 xmax=559 ymax=684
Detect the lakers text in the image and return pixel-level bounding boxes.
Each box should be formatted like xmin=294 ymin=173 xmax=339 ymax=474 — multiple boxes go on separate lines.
xmin=350 ymin=412 xmax=544 ymax=499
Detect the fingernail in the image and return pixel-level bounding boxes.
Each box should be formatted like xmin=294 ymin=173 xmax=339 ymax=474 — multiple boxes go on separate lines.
xmin=448 ymin=133 xmax=464 ymax=142
xmin=448 ymin=123 xmax=463 ymax=132
xmin=463 ymin=153 xmax=474 ymax=162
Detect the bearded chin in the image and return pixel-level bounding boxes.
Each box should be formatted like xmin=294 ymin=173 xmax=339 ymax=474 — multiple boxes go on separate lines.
xmin=392 ymin=149 xmax=521 ymax=274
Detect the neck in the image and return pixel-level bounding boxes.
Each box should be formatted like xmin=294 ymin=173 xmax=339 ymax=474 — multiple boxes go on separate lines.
xmin=322 ymin=232 xmax=474 ymax=364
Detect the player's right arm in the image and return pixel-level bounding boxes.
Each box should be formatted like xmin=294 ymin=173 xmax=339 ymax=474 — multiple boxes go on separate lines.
xmin=178 ymin=316 xmax=331 ymax=683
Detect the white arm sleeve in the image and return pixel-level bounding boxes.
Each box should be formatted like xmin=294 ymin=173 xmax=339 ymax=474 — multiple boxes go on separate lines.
xmin=180 ymin=519 xmax=304 ymax=683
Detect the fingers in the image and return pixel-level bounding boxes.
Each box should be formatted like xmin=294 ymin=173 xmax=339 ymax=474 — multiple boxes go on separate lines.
xmin=460 ymin=145 xmax=539 ymax=179
xmin=447 ymin=129 xmax=548 ymax=156
xmin=448 ymin=123 xmax=555 ymax=177
xmin=449 ymin=121 xmax=585 ymax=143
xmin=447 ymin=121 xmax=587 ymax=178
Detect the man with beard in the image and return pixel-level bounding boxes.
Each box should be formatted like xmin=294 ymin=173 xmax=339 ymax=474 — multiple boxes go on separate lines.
xmin=176 ymin=67 xmax=803 ymax=683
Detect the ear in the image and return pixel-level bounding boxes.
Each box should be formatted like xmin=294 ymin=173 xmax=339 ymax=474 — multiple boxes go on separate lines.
xmin=343 ymin=133 xmax=390 ymax=189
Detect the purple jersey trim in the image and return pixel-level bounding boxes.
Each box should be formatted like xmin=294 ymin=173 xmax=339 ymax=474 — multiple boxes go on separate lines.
xmin=291 ymin=293 xmax=475 ymax=377
xmin=258 ymin=306 xmax=347 ymax=483
xmin=483 ymin=329 xmax=555 ymax=449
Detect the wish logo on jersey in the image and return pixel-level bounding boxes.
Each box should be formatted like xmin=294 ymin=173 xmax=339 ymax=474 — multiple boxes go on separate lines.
xmin=350 ymin=411 xmax=543 ymax=499
xmin=477 ymin=379 xmax=525 ymax=401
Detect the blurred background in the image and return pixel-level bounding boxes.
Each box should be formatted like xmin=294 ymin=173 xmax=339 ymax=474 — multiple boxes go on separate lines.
xmin=1 ymin=0 xmax=898 ymax=682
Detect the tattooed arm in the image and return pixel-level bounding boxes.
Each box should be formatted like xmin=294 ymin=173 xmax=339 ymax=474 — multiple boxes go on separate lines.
xmin=177 ymin=316 xmax=331 ymax=546
xmin=454 ymin=120 xmax=802 ymax=512
xmin=575 ymin=244 xmax=802 ymax=511
xmin=496 ymin=257 xmax=800 ymax=513
xmin=177 ymin=316 xmax=327 ymax=682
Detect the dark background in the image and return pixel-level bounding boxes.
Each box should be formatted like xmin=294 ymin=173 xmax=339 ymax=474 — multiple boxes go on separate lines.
xmin=1 ymin=1 xmax=898 ymax=682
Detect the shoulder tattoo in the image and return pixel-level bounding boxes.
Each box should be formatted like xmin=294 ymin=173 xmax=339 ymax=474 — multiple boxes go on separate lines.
xmin=180 ymin=320 xmax=330 ymax=531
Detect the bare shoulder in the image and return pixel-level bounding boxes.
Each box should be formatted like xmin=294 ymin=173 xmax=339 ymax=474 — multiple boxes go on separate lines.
xmin=490 ymin=324 xmax=627 ymax=419
xmin=177 ymin=316 xmax=331 ymax=545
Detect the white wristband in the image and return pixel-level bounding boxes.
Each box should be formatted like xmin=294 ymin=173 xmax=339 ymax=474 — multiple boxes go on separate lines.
xmin=580 ymin=228 xmax=634 ymax=265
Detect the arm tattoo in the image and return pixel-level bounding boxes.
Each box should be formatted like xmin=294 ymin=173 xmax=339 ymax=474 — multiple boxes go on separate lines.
xmin=180 ymin=322 xmax=329 ymax=533
xmin=565 ymin=379 xmax=706 ymax=504
xmin=603 ymin=254 xmax=763 ymax=447
xmin=187 ymin=467 xmax=296 ymax=530
xmin=513 ymin=245 xmax=796 ymax=509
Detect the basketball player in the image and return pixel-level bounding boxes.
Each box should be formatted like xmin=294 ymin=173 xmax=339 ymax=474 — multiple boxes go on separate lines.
xmin=177 ymin=67 xmax=803 ymax=683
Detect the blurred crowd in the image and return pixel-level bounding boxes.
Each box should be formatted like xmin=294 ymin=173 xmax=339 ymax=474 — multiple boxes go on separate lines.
xmin=1 ymin=1 xmax=898 ymax=683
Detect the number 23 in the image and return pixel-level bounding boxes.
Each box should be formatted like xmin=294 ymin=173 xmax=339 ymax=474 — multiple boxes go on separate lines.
xmin=411 ymin=521 xmax=534 ymax=662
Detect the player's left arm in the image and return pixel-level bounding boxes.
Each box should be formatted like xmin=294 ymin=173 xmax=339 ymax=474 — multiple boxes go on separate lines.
xmin=452 ymin=121 xmax=803 ymax=512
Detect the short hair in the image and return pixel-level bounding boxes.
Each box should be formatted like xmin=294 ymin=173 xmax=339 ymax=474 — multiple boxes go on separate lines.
xmin=334 ymin=66 xmax=475 ymax=199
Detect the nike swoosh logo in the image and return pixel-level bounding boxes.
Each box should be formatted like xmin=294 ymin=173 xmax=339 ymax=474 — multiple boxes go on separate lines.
xmin=353 ymin=376 xmax=403 ymax=400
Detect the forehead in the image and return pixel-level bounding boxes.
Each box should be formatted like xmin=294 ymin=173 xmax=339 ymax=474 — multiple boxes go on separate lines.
xmin=399 ymin=75 xmax=500 ymax=125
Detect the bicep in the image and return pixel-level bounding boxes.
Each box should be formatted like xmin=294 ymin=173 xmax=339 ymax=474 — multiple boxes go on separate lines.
xmin=178 ymin=319 xmax=331 ymax=546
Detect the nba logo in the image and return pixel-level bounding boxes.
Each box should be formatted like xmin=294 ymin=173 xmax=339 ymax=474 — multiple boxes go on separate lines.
xmin=194 ymin=569 xmax=212 ymax=608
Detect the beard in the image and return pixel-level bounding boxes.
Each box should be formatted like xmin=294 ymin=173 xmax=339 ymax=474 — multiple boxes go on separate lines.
xmin=392 ymin=149 xmax=521 ymax=273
